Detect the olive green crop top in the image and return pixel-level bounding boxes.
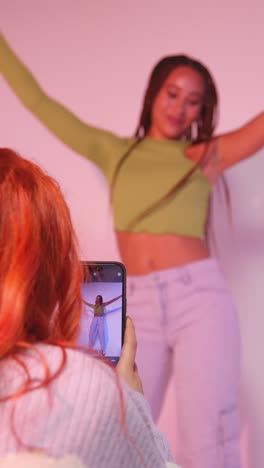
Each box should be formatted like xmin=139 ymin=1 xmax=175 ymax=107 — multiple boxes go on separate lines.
xmin=0 ymin=34 xmax=211 ymax=238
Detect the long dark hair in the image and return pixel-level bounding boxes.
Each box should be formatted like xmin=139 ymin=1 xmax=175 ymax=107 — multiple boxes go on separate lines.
xmin=111 ymin=55 xmax=229 ymax=242
xmin=96 ymin=295 xmax=103 ymax=304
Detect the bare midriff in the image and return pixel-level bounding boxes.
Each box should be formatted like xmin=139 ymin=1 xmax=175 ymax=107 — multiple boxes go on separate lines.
xmin=116 ymin=231 xmax=210 ymax=276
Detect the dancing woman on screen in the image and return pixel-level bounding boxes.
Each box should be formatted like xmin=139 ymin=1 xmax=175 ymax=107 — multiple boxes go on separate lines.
xmin=83 ymin=294 xmax=122 ymax=354
xmin=1 ymin=32 xmax=263 ymax=467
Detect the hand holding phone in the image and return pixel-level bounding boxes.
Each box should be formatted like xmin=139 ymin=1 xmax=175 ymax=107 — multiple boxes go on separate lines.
xmin=116 ymin=317 xmax=144 ymax=394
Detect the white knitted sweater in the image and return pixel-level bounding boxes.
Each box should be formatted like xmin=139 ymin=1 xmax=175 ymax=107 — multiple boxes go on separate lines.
xmin=0 ymin=345 xmax=174 ymax=468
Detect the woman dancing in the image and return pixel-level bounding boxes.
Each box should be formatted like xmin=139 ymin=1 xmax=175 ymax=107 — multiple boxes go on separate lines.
xmin=83 ymin=294 xmax=122 ymax=354
xmin=0 ymin=32 xmax=263 ymax=467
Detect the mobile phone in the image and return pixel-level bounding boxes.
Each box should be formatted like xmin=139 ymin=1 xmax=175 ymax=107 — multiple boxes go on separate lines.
xmin=78 ymin=261 xmax=126 ymax=366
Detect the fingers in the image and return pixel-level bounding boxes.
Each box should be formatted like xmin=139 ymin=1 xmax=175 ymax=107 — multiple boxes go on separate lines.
xmin=116 ymin=316 xmax=143 ymax=394
xmin=120 ymin=316 xmax=137 ymax=368
xmin=119 ymin=316 xmax=137 ymax=368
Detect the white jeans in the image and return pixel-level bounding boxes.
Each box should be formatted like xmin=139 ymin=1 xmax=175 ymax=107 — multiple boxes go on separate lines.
xmin=127 ymin=258 xmax=241 ymax=468
xmin=88 ymin=316 xmax=105 ymax=352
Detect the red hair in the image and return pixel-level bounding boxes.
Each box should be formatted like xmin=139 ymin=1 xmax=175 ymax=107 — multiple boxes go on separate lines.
xmin=0 ymin=148 xmax=82 ymax=357
xmin=0 ymin=149 xmax=146 ymax=463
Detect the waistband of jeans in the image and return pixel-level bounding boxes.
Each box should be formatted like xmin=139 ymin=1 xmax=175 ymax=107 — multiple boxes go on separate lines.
xmin=127 ymin=257 xmax=222 ymax=286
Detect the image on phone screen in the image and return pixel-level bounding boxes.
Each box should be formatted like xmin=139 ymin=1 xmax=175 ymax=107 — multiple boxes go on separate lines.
xmin=77 ymin=262 xmax=126 ymax=366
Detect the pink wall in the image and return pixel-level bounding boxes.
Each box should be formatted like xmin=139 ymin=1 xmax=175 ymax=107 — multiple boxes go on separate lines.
xmin=1 ymin=1 xmax=264 ymax=466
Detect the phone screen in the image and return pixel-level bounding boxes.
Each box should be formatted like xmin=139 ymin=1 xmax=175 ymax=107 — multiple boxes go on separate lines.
xmin=77 ymin=262 xmax=126 ymax=366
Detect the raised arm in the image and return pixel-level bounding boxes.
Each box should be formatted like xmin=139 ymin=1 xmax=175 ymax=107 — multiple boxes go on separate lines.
xmin=216 ymin=112 xmax=264 ymax=171
xmin=82 ymin=299 xmax=95 ymax=310
xmin=186 ymin=112 xmax=264 ymax=178
xmin=103 ymin=294 xmax=122 ymax=307
xmin=0 ymin=33 xmax=122 ymax=171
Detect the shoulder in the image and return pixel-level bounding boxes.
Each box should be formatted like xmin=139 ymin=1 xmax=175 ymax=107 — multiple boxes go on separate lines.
xmin=0 ymin=344 xmax=117 ymax=396
xmin=41 ymin=344 xmax=117 ymax=388
xmin=0 ymin=346 xmax=172 ymax=466
xmin=12 ymin=345 xmax=123 ymax=431
xmin=93 ymin=130 xmax=133 ymax=152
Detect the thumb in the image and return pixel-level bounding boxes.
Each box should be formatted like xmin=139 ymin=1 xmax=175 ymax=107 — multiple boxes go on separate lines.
xmin=118 ymin=316 xmax=137 ymax=369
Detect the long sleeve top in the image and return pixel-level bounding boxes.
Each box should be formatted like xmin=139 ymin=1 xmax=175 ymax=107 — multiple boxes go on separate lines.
xmin=0 ymin=34 xmax=210 ymax=238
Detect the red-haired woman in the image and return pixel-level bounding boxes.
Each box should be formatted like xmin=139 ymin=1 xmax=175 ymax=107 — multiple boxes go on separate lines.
xmin=0 ymin=148 xmax=173 ymax=467
xmin=0 ymin=33 xmax=263 ymax=467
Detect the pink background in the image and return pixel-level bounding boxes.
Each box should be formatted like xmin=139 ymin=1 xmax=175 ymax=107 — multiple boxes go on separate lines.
xmin=1 ymin=1 xmax=263 ymax=466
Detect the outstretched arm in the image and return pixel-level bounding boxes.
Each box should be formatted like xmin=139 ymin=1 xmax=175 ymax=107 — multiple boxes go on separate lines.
xmin=103 ymin=294 xmax=122 ymax=307
xmin=104 ymin=306 xmax=121 ymax=315
xmin=0 ymin=33 xmax=121 ymax=171
xmin=216 ymin=112 xmax=264 ymax=171
xmin=185 ymin=112 xmax=264 ymax=177
xmin=82 ymin=299 xmax=95 ymax=310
